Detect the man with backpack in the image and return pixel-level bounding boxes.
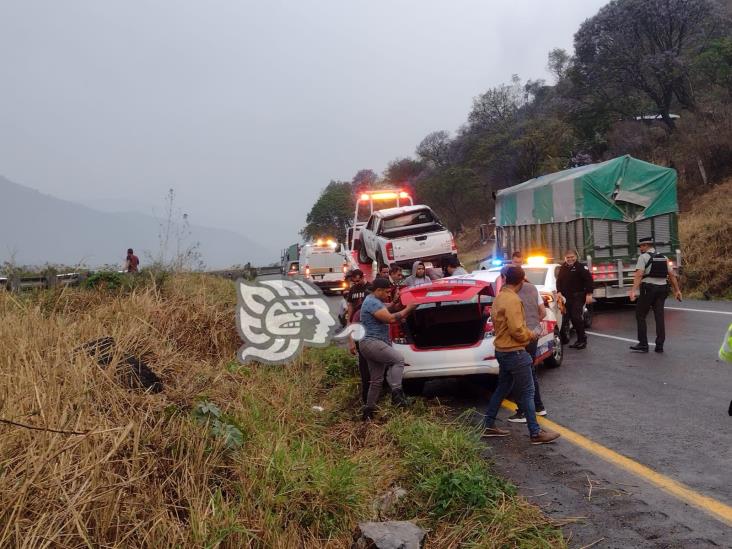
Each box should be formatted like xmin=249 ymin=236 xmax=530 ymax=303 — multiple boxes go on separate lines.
xmin=629 ymin=237 xmax=683 ymax=353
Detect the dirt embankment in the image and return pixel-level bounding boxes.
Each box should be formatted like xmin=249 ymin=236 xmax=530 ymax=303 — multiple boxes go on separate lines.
xmin=679 ymin=178 xmax=732 ymax=299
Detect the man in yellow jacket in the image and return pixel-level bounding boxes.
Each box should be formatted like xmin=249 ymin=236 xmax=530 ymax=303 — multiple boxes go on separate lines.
xmin=482 ymin=266 xmax=560 ymax=444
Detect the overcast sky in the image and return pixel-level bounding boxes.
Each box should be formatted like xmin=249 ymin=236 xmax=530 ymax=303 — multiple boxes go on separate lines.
xmin=0 ymin=0 xmax=608 ymax=252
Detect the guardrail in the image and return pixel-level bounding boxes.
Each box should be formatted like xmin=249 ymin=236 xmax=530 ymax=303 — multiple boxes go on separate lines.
xmin=1 ymin=266 xmax=284 ymax=292
xmin=0 ymin=272 xmax=86 ymax=293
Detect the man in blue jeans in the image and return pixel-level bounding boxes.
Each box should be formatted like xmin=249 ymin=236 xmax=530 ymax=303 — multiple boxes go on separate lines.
xmin=482 ymin=266 xmax=560 ymax=445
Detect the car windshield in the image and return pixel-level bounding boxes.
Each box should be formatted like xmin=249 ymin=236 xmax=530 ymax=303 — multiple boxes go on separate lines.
xmin=382 ymin=209 xmax=436 ymax=230
xmin=523 ymin=267 xmax=548 ymax=286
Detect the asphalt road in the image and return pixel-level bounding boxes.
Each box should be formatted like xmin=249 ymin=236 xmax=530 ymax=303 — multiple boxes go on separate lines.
xmin=329 ymin=293 xmax=732 ymax=547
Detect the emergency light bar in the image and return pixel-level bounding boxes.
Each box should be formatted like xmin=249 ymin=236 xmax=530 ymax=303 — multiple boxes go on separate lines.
xmin=491 ymin=259 xmax=504 ymax=266
xmin=526 ymin=256 xmax=547 ymax=265
xmin=358 ymin=190 xmax=410 ymax=201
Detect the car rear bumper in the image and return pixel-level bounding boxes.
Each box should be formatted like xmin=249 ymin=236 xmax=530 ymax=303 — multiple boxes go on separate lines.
xmin=393 ymin=341 xmax=498 ymax=379
xmin=312 ymin=280 xmax=347 ymax=293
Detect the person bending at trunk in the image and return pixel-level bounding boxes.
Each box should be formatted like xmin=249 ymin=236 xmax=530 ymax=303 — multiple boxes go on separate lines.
xmin=556 ymin=249 xmax=593 ymax=350
xmin=481 ymin=266 xmax=560 ymax=445
xmin=358 ymin=277 xmax=417 ymax=420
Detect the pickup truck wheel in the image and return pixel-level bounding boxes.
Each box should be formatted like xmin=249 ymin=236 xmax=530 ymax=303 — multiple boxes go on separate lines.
xmin=543 ymin=328 xmax=563 ymax=368
xmin=357 ymin=242 xmax=370 ymax=265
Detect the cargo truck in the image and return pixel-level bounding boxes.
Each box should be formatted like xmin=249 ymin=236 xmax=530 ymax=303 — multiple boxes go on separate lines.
xmin=493 ymin=155 xmax=681 ymax=300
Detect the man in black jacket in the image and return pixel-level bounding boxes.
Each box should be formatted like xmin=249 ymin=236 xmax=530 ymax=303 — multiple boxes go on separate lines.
xmin=556 ymin=249 xmax=594 ymax=350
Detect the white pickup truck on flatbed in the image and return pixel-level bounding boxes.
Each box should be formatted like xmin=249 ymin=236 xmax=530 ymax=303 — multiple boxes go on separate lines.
xmin=357 ymin=205 xmax=457 ymax=270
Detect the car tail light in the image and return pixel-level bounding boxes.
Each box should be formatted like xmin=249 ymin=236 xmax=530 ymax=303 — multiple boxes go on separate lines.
xmin=342 ymin=262 xmax=348 ymax=273
xmin=386 ymin=242 xmax=394 ymax=261
xmin=483 ymin=320 xmax=494 ymax=338
xmin=305 ymin=265 xmax=310 ymax=277
xmin=390 ymin=322 xmax=407 ymax=344
xmin=451 ymin=237 xmax=457 ymax=252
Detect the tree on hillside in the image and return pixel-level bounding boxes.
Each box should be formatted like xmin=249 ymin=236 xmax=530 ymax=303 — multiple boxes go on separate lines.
xmin=301 ymin=181 xmax=354 ymax=243
xmin=692 ymin=37 xmax=732 ymax=99
xmin=547 ymin=48 xmax=571 ymax=82
xmin=383 ymin=157 xmax=424 ymax=191
xmin=351 ymin=169 xmax=378 ymax=190
xmin=467 ymin=75 xmax=526 ymax=131
xmin=573 ymin=0 xmax=725 ymax=129
xmin=416 ymin=131 xmax=452 ymax=168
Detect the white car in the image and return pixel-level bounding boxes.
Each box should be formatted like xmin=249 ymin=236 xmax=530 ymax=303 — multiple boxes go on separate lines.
xmin=392 ymin=270 xmax=563 ymax=394
xmin=299 ymin=240 xmax=350 ymax=295
xmin=357 ymin=205 xmax=457 ymax=270
xmin=481 ymin=259 xmax=590 ymax=330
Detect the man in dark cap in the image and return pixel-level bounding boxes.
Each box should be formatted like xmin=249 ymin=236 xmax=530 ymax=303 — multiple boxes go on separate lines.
xmin=629 ymin=237 xmax=682 ymax=353
xmin=357 ymin=276 xmax=417 ymax=420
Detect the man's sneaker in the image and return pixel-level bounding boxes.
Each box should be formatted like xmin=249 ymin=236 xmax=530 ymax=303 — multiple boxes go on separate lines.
xmin=530 ymin=429 xmax=560 ymax=445
xmin=508 ymin=412 xmax=527 ymax=423
xmin=654 ymin=346 xmax=664 ymax=353
xmin=569 ymin=341 xmax=587 ymax=349
xmin=362 ymin=407 xmax=376 ymax=421
xmin=482 ymin=427 xmax=510 ymax=437
xmin=629 ymin=344 xmax=649 ymax=353
xmin=391 ymin=389 xmax=409 ymax=408
xmin=536 ymin=408 xmax=548 ymax=416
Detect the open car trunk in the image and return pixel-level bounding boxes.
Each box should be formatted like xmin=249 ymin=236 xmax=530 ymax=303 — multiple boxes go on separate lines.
xmin=405 ymin=302 xmax=485 ymax=349
xmin=399 ymin=277 xmax=493 ymax=349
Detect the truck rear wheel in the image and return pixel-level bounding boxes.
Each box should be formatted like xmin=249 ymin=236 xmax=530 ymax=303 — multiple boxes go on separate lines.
xmin=357 ymin=241 xmax=370 ymax=265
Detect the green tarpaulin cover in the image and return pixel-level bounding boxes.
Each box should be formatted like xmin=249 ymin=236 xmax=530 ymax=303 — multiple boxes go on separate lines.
xmin=495 ymin=155 xmax=678 ymax=226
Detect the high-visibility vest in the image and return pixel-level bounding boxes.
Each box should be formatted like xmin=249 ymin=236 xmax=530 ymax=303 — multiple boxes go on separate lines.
xmin=719 ymin=323 xmax=732 ymax=363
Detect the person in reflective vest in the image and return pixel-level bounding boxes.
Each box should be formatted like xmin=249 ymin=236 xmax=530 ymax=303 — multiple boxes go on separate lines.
xmin=719 ymin=324 xmax=732 ymax=363
xmin=629 ymin=237 xmax=682 ymax=353
xmin=719 ymin=324 xmax=732 ymax=416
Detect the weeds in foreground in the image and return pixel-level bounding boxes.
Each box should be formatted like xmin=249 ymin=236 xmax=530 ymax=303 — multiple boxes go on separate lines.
xmin=0 ymin=275 xmax=564 ymax=547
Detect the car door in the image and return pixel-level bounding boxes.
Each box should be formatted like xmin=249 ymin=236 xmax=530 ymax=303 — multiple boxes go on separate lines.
xmin=364 ymin=216 xmax=377 ymax=257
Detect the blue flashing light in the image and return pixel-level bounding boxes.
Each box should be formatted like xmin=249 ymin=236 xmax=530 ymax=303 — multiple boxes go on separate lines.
xmin=491 ymin=259 xmax=504 ymax=266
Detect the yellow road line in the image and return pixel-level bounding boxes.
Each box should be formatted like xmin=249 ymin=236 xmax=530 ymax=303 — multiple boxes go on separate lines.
xmin=500 ymin=401 xmax=732 ymax=527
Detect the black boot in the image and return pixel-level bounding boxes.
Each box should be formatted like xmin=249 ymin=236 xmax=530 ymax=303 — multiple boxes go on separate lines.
xmin=362 ymin=406 xmax=376 ymax=421
xmin=391 ymin=388 xmax=409 ymax=407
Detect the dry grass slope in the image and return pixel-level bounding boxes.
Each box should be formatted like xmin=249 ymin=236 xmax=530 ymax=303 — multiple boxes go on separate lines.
xmin=680 ymin=178 xmax=732 ymax=299
xmin=0 ymin=275 xmax=564 ymax=547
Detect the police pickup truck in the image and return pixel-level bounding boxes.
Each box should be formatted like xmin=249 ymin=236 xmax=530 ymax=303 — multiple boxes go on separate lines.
xmin=357 ymin=205 xmax=457 ymax=270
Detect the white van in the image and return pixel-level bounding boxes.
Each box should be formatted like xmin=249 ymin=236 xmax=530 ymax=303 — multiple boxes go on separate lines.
xmin=299 ymin=240 xmax=351 ymax=295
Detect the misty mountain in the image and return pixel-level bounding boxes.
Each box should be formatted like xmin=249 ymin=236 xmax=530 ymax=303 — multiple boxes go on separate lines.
xmin=0 ymin=176 xmax=273 ymax=269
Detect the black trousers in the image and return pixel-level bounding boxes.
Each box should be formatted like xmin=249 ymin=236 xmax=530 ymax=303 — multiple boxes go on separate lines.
xmin=561 ymin=292 xmax=587 ymax=343
xmin=636 ymin=283 xmax=668 ymax=347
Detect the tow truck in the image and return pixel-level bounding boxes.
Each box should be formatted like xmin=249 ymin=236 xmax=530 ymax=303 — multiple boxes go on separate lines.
xmin=348 ymin=189 xmax=413 ymax=257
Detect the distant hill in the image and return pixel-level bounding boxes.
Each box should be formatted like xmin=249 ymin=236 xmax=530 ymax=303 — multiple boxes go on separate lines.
xmin=0 ymin=176 xmax=272 ymax=269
